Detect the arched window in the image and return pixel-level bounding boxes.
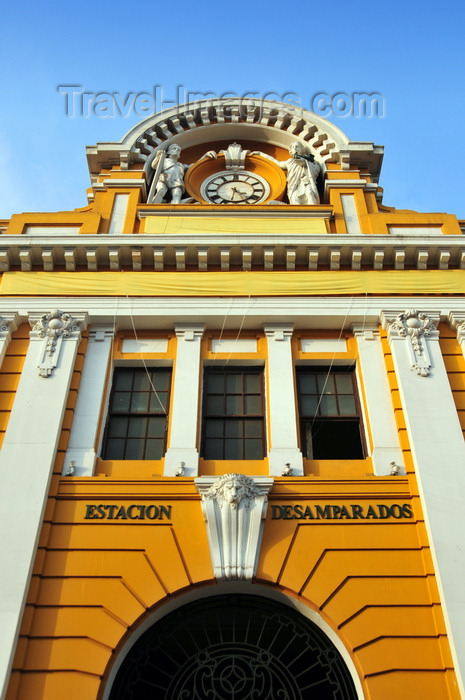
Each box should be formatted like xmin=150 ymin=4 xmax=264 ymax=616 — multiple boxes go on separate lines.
xmin=108 ymin=594 xmax=358 ymax=700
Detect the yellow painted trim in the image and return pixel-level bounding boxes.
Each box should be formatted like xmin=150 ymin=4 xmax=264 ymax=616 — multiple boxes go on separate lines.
xmin=143 ymin=216 xmax=328 ymax=234
xmin=2 ymin=270 xmax=465 ymax=297
xmin=4 ymin=211 xmax=101 ymax=235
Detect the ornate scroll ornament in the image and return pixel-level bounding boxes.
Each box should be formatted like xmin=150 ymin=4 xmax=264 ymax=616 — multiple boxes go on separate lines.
xmin=31 ymin=309 xmax=82 ymax=377
xmin=388 ymin=309 xmax=437 ymax=377
xmin=220 ymin=142 xmax=250 ymax=171
xmin=195 ymin=474 xmax=274 ymax=581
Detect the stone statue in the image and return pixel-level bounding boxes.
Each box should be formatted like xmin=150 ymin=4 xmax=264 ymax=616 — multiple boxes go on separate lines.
xmin=253 ymin=141 xmax=321 ymax=205
xmin=149 ymin=144 xmax=216 ymax=204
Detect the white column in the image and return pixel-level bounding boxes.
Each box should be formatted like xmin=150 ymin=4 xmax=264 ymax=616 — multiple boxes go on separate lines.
xmin=352 ymin=323 xmax=404 ymax=475
xmin=264 ymin=324 xmax=303 ymax=476
xmin=382 ymin=309 xmax=465 ymax=695
xmin=64 ymin=326 xmax=114 ymax=476
xmin=164 ymin=324 xmax=204 ymax=477
xmin=0 ymin=310 xmax=87 ymax=700
xmin=0 ymin=314 xmax=18 ymax=368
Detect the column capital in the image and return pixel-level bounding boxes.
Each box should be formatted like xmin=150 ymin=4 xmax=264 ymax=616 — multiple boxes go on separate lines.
xmin=88 ymin=325 xmax=115 ymax=342
xmin=351 ymin=322 xmax=380 ymax=341
xmin=381 ymin=309 xmax=440 ymax=339
xmin=381 ymin=309 xmax=439 ymax=378
xmin=0 ymin=313 xmax=19 ymax=338
xmin=28 ymin=309 xmax=88 ymax=378
xmin=0 ymin=313 xmax=20 ymax=369
xmin=263 ymin=324 xmax=294 ymax=341
xmin=448 ymin=312 xmax=465 ymax=348
xmin=174 ymin=324 xmax=205 ymax=341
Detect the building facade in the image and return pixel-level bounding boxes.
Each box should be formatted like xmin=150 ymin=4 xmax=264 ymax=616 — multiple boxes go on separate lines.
xmin=0 ymin=98 xmax=464 ymax=699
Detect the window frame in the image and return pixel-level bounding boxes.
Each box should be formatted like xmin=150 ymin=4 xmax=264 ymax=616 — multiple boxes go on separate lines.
xmin=101 ymin=366 xmax=172 ymax=461
xmin=201 ymin=365 xmax=266 ymax=460
xmin=296 ymin=365 xmax=366 ymax=460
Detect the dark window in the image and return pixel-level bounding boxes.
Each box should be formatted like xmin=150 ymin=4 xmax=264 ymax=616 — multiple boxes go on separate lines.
xmin=102 ymin=367 xmax=171 ymax=460
xmin=297 ymin=367 xmax=365 ymax=459
xmin=108 ymin=595 xmax=358 ymax=700
xmin=202 ymin=367 xmax=265 ymax=459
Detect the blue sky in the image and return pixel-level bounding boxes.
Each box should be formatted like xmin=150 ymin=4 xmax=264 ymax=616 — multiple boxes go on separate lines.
xmin=1 ymin=0 xmax=464 ymax=220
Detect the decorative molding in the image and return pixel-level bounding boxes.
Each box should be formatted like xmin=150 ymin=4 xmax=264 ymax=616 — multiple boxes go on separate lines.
xmin=220 ymin=142 xmax=250 ymax=170
xmin=351 ymin=325 xmax=380 ymax=342
xmin=195 ymin=474 xmax=273 ymax=581
xmin=0 ymin=313 xmax=19 ymax=369
xmin=0 ymin=314 xmax=18 ymax=339
xmin=448 ymin=312 xmax=465 ymax=349
xmin=1 ymin=235 xmax=464 ymax=273
xmin=382 ymin=309 xmax=438 ymax=377
xmin=263 ymin=324 xmax=293 ymax=342
xmin=30 ymin=309 xmax=86 ymax=377
xmin=174 ymin=324 xmax=205 ymax=342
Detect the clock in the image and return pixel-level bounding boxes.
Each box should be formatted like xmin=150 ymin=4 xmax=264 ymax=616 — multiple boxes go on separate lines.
xmin=200 ymin=170 xmax=270 ymax=205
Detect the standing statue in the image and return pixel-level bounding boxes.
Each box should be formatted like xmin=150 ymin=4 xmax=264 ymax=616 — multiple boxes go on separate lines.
xmin=148 ymin=143 xmax=216 ymax=204
xmin=149 ymin=144 xmax=188 ymax=204
xmin=253 ymin=141 xmax=321 ymax=205
xmin=279 ymin=142 xmax=321 ymax=205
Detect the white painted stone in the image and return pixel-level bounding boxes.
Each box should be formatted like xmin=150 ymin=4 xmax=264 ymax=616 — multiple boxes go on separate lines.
xmin=121 ymin=338 xmax=168 ymax=354
xmin=340 ymin=194 xmax=361 ymax=234
xmin=0 ymin=311 xmax=86 ymax=700
xmin=195 ymin=474 xmax=273 ymax=580
xmin=301 ymin=338 xmax=347 ymax=353
xmin=164 ymin=325 xmax=204 ymax=476
xmin=64 ymin=327 xmax=114 ymax=476
xmin=264 ymin=325 xmax=303 ymax=476
xmin=211 ymin=338 xmax=257 ymax=353
xmin=382 ymin=310 xmax=465 ymax=695
xmin=352 ymin=324 xmax=403 ymax=475
xmin=108 ymin=194 xmax=130 ymax=234
xmin=388 ymin=226 xmax=443 ymax=236
xmin=24 ymin=226 xmax=81 ymax=235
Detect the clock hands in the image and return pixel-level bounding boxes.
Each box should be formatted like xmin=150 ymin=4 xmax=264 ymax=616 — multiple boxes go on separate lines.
xmin=230 ymin=186 xmax=248 ymax=202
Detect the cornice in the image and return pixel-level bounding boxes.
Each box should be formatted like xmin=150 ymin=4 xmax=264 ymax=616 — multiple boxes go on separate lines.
xmin=0 ymin=234 xmax=463 ymax=272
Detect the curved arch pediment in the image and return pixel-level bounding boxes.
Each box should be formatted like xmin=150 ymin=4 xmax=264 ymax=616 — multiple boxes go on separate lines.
xmin=86 ymin=98 xmax=383 ymax=183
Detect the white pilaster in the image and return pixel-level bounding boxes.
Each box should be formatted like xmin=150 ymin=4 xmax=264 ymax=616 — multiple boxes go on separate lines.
xmin=0 ymin=310 xmax=87 ymax=700
xmin=264 ymin=324 xmax=303 ymax=476
xmin=340 ymin=193 xmax=361 ymax=234
xmin=382 ymin=309 xmax=465 ymax=695
xmin=164 ymin=324 xmax=204 ymax=476
xmin=64 ymin=326 xmax=114 ymax=476
xmin=352 ymin=324 xmax=403 ymax=475
xmin=0 ymin=314 xmax=18 ymax=368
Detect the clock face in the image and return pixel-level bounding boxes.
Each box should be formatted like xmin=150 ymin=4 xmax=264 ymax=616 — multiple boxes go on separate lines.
xmin=201 ymin=170 xmax=270 ymax=204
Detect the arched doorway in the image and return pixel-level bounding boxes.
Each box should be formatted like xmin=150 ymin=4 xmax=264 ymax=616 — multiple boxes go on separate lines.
xmin=108 ymin=594 xmax=358 ymax=700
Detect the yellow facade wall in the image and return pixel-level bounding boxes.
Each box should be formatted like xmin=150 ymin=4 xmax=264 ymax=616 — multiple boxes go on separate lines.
xmin=5 ymin=324 xmax=461 ymax=700
xmin=6 ymin=476 xmax=459 ymax=700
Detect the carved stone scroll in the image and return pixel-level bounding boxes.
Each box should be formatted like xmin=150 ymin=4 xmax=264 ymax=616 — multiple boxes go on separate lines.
xmin=195 ymin=473 xmax=273 ymax=581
